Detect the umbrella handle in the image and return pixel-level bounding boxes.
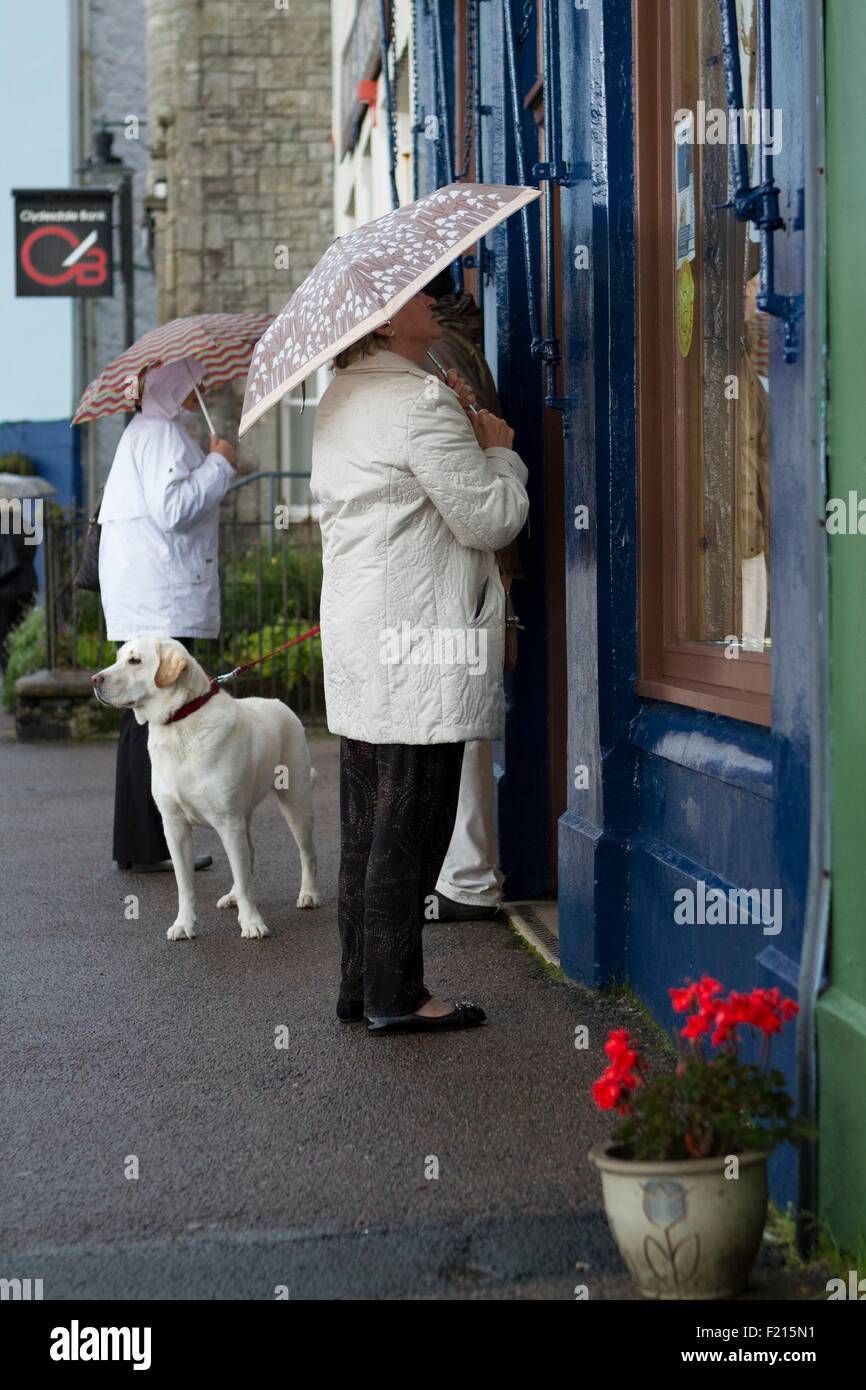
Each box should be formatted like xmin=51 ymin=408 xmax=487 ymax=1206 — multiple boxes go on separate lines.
xmin=426 ymin=351 xmax=481 ymax=415
xmin=192 ymin=380 xmax=217 ymax=437
xmin=183 ymin=360 xmax=218 ymax=436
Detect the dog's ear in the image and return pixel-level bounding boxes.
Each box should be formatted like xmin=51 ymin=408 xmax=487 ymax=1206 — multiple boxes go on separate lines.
xmin=154 ymin=643 xmax=188 ymax=689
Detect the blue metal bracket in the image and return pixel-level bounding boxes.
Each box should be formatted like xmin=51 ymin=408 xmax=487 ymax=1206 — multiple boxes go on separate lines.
xmin=718 ymin=0 xmax=804 ymax=364
xmin=531 ymin=336 xmax=560 ymax=366
xmin=460 ymin=247 xmax=495 ymax=277
xmin=532 ymin=159 xmax=575 ymax=187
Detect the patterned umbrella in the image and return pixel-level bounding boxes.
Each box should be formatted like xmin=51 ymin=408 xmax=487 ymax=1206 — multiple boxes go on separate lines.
xmin=239 ymin=182 xmax=540 ymax=437
xmin=0 ymin=474 xmax=56 ymax=500
xmin=72 ymin=311 xmax=273 ymax=424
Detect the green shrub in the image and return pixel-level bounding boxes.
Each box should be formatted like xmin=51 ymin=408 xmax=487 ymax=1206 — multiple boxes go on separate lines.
xmin=225 ymin=542 xmax=323 ymax=621
xmin=229 ymin=619 xmax=323 ymax=688
xmin=0 ymin=452 xmax=35 ymax=476
xmin=2 ymin=605 xmax=107 ymax=712
xmin=2 ymin=535 xmax=322 ymax=711
xmin=3 ymin=605 xmax=45 ymax=711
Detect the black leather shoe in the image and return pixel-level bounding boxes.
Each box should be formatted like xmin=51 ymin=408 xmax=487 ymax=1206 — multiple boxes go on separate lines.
xmin=367 ymin=1001 xmax=487 ymax=1035
xmin=337 ymin=999 xmax=365 ymax=1022
xmin=432 ymin=892 xmax=502 ymax=922
xmin=119 ymin=855 xmax=214 ymax=873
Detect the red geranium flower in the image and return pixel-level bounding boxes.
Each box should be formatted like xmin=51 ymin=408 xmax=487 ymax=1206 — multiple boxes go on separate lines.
xmin=682 ymin=1009 xmax=714 ymax=1041
xmin=669 ymin=984 xmax=698 ymax=1014
xmin=592 ymin=1072 xmax=623 ymax=1111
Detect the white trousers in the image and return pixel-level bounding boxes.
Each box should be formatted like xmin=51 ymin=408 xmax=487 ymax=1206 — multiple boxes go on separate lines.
xmin=436 ymin=739 xmax=504 ymax=907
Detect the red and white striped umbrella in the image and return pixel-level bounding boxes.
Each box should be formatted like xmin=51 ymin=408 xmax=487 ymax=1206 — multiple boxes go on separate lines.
xmin=72 ymin=311 xmax=273 ymax=424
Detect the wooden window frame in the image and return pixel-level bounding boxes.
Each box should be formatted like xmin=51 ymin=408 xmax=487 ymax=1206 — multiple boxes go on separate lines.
xmin=633 ymin=0 xmax=771 ymax=728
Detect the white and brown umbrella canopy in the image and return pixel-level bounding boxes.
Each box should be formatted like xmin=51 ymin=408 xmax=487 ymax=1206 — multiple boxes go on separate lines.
xmin=73 ymin=311 xmax=273 ymax=424
xmin=239 ymin=183 xmax=540 ymax=437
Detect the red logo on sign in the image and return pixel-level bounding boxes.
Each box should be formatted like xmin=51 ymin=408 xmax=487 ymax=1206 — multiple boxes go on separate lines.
xmin=20 ymin=225 xmax=109 ymax=288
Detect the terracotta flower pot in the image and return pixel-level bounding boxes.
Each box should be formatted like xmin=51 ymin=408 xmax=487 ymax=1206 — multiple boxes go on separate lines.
xmin=589 ymin=1144 xmax=769 ymax=1299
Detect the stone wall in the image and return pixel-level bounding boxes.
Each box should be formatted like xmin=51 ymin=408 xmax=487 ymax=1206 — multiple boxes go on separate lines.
xmin=145 ymin=0 xmax=334 ymax=474
xmin=15 ymin=670 xmax=120 ymax=741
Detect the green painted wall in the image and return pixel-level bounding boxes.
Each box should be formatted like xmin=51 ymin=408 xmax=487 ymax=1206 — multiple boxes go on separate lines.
xmin=817 ymin=0 xmax=866 ymax=1255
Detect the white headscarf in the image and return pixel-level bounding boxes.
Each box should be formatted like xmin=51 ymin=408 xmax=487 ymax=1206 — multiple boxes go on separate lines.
xmin=140 ymin=357 xmax=206 ymax=421
xmin=99 ymin=356 xmax=210 ymax=524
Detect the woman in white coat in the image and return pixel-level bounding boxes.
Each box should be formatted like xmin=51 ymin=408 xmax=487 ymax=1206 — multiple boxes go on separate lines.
xmin=98 ymin=357 xmax=237 ymax=870
xmin=311 ymin=290 xmax=529 ymax=1035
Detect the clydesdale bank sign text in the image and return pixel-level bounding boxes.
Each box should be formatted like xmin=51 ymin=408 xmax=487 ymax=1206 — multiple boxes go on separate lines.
xmin=13 ymin=188 xmax=114 ymax=298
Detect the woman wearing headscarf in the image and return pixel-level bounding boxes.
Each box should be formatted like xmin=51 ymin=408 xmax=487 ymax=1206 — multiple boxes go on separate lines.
xmin=98 ymin=357 xmax=237 ymax=871
xmin=311 ymin=290 xmax=529 ymax=1035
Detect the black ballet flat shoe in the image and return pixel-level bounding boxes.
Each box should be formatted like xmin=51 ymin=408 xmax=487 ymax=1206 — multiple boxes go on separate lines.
xmin=432 ymin=892 xmax=502 ymax=923
xmin=118 ymin=855 xmax=213 ymax=873
xmin=367 ymin=1001 xmax=487 ymax=1035
xmin=336 ymin=999 xmax=366 ymax=1022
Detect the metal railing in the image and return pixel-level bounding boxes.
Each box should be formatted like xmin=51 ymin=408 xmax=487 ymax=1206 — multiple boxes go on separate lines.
xmin=197 ymin=471 xmax=323 ymax=722
xmin=40 ymin=471 xmax=324 ymax=723
xmin=42 ymin=501 xmax=108 ymax=675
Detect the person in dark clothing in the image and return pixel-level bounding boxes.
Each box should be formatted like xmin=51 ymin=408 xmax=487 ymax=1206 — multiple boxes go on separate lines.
xmin=111 ymin=638 xmax=200 ymax=870
xmin=0 ymin=529 xmax=37 ymax=665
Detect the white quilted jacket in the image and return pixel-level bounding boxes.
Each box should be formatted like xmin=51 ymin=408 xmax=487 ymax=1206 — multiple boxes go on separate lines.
xmin=310 ymin=351 xmax=529 ymax=744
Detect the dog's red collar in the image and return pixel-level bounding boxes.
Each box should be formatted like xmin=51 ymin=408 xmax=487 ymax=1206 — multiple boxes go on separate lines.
xmin=164 ymin=678 xmax=222 ymax=725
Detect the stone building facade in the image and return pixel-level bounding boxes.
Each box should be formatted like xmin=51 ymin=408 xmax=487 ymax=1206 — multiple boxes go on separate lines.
xmin=145 ymin=0 xmax=333 ymax=472
xmin=331 ymin=0 xmax=415 ymax=235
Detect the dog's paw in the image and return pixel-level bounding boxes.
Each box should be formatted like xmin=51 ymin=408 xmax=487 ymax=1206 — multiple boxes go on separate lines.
xmin=296 ymin=890 xmax=320 ymax=909
xmin=240 ymin=917 xmax=270 ymax=940
xmin=216 ymin=889 xmax=237 ymax=909
xmin=167 ymin=920 xmax=197 ymax=941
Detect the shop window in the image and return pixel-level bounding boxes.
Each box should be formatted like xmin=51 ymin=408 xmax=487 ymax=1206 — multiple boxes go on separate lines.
xmin=635 ymin=0 xmax=771 ymax=725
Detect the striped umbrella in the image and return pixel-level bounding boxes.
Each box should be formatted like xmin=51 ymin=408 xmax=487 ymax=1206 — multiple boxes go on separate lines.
xmin=239 ymin=183 xmax=540 ymax=437
xmin=72 ymin=311 xmax=274 ymax=424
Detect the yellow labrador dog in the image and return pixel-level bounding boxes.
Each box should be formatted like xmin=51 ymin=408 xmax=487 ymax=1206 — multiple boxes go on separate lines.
xmin=93 ymin=636 xmax=319 ymax=940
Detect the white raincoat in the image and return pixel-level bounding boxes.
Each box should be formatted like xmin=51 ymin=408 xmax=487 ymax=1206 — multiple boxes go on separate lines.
xmin=98 ymin=358 xmax=235 ymax=641
xmin=310 ymin=351 xmax=529 ymax=744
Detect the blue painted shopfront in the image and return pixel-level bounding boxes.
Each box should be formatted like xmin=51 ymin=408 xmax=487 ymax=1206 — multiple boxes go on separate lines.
xmin=411 ymin=0 xmax=823 ymax=1211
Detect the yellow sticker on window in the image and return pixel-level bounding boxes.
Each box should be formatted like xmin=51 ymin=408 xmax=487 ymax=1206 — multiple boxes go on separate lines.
xmin=677 ymin=261 xmax=695 ymax=358
xmin=678 ymin=261 xmax=697 ymax=358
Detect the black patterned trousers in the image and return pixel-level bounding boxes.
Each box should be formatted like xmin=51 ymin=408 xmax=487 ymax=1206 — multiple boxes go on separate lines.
xmin=338 ymin=738 xmax=465 ymax=1017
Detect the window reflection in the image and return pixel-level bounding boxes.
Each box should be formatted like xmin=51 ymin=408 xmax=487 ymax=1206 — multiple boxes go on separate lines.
xmin=678 ymin=0 xmax=771 ymax=652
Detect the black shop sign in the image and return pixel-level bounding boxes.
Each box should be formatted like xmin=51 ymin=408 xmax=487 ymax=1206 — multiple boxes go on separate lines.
xmin=14 ymin=188 xmax=114 ymax=298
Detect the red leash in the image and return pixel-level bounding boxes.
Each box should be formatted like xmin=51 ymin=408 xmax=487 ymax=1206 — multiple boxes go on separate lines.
xmin=164 ymin=625 xmax=322 ymax=724
xmin=214 ymin=624 xmax=321 ymax=686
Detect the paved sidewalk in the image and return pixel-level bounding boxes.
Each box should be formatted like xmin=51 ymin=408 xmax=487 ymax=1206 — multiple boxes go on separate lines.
xmin=0 ymin=721 xmax=831 ymax=1300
